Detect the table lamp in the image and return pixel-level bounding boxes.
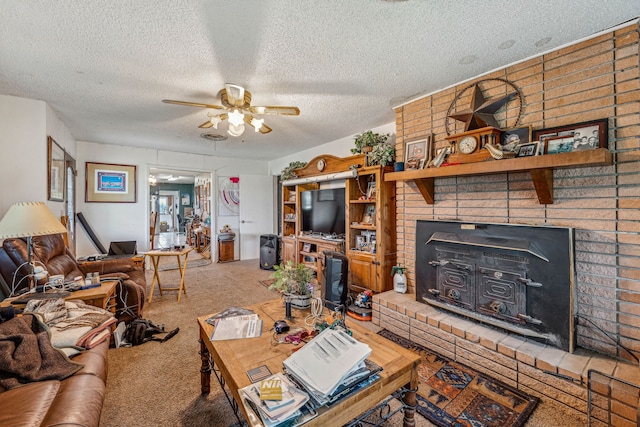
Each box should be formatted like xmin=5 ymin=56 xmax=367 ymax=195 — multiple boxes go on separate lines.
xmin=0 ymin=201 xmax=68 ymax=290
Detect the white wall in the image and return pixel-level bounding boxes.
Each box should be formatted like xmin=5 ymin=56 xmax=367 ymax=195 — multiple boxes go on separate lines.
xmin=76 ymin=141 xmax=270 ymax=257
xmin=268 ymin=122 xmax=396 ymax=175
xmin=0 ymin=95 xmax=74 ymax=217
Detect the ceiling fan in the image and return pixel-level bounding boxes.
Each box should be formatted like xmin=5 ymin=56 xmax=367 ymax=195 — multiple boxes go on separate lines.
xmin=162 ymin=84 xmax=300 ymax=137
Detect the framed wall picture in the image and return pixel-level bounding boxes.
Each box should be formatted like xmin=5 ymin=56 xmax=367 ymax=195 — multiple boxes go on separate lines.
xmin=47 ymin=136 xmax=65 ymax=202
xmin=404 ymin=136 xmax=432 ymax=170
xmin=533 ymin=118 xmax=608 ymax=153
xmin=86 ymin=162 xmax=137 ymax=203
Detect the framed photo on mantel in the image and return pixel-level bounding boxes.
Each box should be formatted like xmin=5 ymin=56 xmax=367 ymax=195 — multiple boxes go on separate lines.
xmin=85 ymin=162 xmax=137 ymax=203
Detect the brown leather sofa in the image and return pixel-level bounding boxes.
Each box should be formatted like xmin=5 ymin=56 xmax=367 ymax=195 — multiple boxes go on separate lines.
xmin=0 ymin=234 xmax=146 ymax=322
xmin=0 ymin=338 xmax=108 ymax=427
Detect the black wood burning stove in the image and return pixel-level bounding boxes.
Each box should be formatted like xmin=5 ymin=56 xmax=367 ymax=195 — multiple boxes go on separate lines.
xmin=416 ymin=220 xmax=575 ymax=352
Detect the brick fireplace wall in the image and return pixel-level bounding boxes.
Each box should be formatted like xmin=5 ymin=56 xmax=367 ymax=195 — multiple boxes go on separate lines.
xmin=392 ymin=23 xmax=639 ymax=361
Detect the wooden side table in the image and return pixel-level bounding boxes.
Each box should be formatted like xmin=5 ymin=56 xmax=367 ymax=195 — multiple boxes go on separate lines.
xmin=0 ymin=280 xmax=118 ymax=316
xmin=218 ymin=239 xmax=235 ymax=263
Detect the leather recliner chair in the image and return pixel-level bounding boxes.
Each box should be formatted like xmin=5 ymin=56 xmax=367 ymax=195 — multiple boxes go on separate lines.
xmin=0 ymin=234 xmax=146 ymax=322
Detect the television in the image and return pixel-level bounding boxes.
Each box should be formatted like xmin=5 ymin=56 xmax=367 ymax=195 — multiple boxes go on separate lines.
xmin=301 ymin=188 xmax=345 ymax=236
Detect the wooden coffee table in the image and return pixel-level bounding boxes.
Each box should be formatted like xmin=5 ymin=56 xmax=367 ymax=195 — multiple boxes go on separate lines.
xmin=197 ymin=299 xmax=420 ymax=427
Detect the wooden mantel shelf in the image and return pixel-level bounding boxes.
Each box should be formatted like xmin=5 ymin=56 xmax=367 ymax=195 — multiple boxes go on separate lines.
xmin=385 ymin=148 xmax=613 ymax=204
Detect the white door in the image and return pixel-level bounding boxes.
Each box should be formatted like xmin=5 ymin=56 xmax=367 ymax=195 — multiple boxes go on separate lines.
xmin=239 ymin=174 xmax=274 ymax=260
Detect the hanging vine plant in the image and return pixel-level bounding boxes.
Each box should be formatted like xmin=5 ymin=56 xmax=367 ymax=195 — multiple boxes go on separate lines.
xmin=280 ymin=161 xmax=307 ymax=181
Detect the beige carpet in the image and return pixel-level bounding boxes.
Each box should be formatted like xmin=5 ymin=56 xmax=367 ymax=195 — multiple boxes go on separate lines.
xmin=100 ymin=260 xmax=583 ymax=426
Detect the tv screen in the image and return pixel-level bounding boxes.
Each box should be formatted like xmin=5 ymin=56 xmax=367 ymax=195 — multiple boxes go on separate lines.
xmin=301 ymin=188 xmax=345 ymax=236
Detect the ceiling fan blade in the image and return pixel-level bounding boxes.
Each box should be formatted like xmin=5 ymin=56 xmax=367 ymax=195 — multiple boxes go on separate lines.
xmin=162 ymin=99 xmax=225 ymax=110
xmin=259 ymin=123 xmax=272 ymax=134
xmin=198 ymin=120 xmax=214 ymax=129
xmin=206 ymin=112 xmax=229 ymax=120
xmin=249 ymin=105 xmax=300 ymax=116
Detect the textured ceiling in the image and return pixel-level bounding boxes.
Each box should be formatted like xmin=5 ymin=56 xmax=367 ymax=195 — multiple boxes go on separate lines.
xmin=0 ymin=1 xmax=638 ymax=161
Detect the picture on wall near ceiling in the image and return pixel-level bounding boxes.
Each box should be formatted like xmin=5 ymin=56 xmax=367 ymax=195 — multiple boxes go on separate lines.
xmin=218 ymin=176 xmax=240 ymax=217
xmin=48 ymin=136 xmax=65 ymax=202
xmin=533 ymin=118 xmax=608 ymax=154
xmin=85 ymin=162 xmax=137 ymax=203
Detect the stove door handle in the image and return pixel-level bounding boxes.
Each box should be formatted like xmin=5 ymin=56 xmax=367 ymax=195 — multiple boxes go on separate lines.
xmin=517 ymin=313 xmax=543 ymax=325
xmin=518 ymin=277 xmax=542 ymax=288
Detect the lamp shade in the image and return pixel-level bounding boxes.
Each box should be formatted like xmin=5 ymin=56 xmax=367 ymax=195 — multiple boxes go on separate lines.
xmin=0 ymin=202 xmax=67 ymax=239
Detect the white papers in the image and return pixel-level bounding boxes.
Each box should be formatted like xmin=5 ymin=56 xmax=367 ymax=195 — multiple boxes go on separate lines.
xmin=210 ymin=314 xmax=263 ymax=341
xmin=283 ymin=328 xmax=371 ymax=398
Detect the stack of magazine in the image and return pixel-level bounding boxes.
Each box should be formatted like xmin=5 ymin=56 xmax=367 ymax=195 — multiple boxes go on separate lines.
xmin=282 ymin=328 xmax=379 ymax=406
xmin=206 ymin=307 xmax=263 ymax=341
xmin=240 ymin=373 xmax=316 ymax=427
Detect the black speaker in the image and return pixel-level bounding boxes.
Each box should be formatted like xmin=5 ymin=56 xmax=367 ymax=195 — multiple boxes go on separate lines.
xmin=260 ymin=234 xmax=279 ymax=270
xmin=323 ymin=251 xmax=348 ymax=311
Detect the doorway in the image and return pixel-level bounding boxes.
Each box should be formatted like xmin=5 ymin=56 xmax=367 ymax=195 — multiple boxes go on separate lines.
xmin=148 ymin=167 xmax=211 ymax=252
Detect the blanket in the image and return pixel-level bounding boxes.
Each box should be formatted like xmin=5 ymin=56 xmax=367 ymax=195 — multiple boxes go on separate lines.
xmin=0 ymin=314 xmax=82 ymax=390
xmin=24 ymin=298 xmax=115 ymax=355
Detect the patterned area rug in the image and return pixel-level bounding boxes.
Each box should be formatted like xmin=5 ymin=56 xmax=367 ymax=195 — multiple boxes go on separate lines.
xmin=378 ymin=329 xmax=538 ymax=427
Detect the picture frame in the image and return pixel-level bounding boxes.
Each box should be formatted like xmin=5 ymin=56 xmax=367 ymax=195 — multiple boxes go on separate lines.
xmin=366 ymin=181 xmax=376 ymax=200
xmin=544 ymin=135 xmax=574 ymax=154
xmin=361 ymin=204 xmax=376 ymax=225
xmin=515 ymin=141 xmax=540 ymax=157
xmin=302 ymin=242 xmax=311 ymax=252
xmin=500 ymin=126 xmax=532 ymax=151
xmin=533 ymin=118 xmax=608 ymax=153
xmin=404 ymin=136 xmax=432 ymax=170
xmin=47 ymin=136 xmax=65 ymax=202
xmin=85 ymin=162 xmax=137 ymax=203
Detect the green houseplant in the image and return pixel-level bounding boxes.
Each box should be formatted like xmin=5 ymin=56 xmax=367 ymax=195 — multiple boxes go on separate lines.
xmin=369 ymin=142 xmax=396 ymax=166
xmin=269 ymin=261 xmax=314 ymax=309
xmin=350 ymin=131 xmax=390 ymax=154
xmin=280 ymin=161 xmax=307 ymax=182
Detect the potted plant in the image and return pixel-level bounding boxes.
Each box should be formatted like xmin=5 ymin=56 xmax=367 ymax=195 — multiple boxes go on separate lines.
xmin=351 ymin=131 xmax=390 ymax=154
xmin=280 ymin=161 xmax=307 ymax=182
xmin=369 ymin=142 xmax=396 ymax=166
xmin=269 ymin=261 xmax=314 ymax=309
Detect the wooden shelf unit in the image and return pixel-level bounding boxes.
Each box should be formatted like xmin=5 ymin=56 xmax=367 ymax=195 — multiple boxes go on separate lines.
xmin=384 ymin=148 xmax=613 ymax=204
xmin=280 ymin=182 xmax=319 ymax=264
xmin=296 ymin=235 xmax=344 ymax=287
xmin=345 ymin=165 xmax=396 ymax=293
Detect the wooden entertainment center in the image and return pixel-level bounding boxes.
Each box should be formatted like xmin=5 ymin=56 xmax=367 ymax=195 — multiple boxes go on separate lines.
xmin=280 ymin=154 xmax=396 ymax=294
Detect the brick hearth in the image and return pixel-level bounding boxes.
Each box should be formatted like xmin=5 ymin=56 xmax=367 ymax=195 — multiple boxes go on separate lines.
xmin=373 ymin=291 xmax=640 ymax=426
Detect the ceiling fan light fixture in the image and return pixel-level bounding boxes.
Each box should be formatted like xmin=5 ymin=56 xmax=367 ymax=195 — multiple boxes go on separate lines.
xmin=209 ymin=115 xmax=223 ymax=129
xmin=250 ymin=117 xmax=264 ymax=132
xmin=228 ymin=122 xmax=245 ymax=137
xmin=228 ymin=109 xmax=245 ymax=126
